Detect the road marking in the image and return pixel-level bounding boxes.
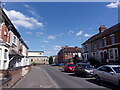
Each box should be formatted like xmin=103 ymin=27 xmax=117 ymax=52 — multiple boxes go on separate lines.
xmin=42 ymin=67 xmax=60 ymax=88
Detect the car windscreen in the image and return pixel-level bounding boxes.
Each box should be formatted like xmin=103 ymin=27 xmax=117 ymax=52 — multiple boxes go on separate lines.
xmin=112 ymin=67 xmax=120 ymax=73
xmin=83 ymin=64 xmax=93 ymax=68
xmin=68 ymin=64 xmax=75 ymax=67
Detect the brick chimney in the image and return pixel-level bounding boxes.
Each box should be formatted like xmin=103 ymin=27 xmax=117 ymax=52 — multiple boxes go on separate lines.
xmin=74 ymin=46 xmax=78 ymax=49
xmin=99 ymin=25 xmax=106 ymax=33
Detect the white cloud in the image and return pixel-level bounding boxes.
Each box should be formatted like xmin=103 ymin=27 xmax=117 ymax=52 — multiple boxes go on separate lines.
xmin=53 ymin=46 xmax=62 ymax=51
xmin=57 ymin=33 xmax=63 ymax=37
xmin=76 ymin=30 xmax=83 ymax=36
xmin=3 ymin=9 xmax=43 ymax=30
xmin=48 ymin=35 xmax=56 ymax=40
xmin=26 ymin=32 xmax=32 ymax=34
xmin=106 ymin=1 xmax=119 ymax=8
xmin=36 ymin=32 xmax=44 ymax=36
xmin=68 ymin=30 xmax=74 ymax=35
xmin=43 ymin=40 xmax=49 ymax=43
xmin=84 ymin=34 xmax=93 ymax=37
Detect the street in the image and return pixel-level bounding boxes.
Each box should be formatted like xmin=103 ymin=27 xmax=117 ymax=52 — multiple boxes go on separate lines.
xmin=42 ymin=65 xmax=120 ymax=89
xmin=12 ymin=65 xmax=120 ymax=89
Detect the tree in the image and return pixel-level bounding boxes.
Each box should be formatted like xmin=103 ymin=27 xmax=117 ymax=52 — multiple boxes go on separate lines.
xmin=73 ymin=55 xmax=81 ymax=64
xmin=87 ymin=57 xmax=101 ymax=68
xmin=49 ymin=56 xmax=53 ymax=64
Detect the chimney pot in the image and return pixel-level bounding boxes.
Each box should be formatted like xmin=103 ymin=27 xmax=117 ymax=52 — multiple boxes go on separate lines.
xmin=99 ymin=25 xmax=106 ymax=33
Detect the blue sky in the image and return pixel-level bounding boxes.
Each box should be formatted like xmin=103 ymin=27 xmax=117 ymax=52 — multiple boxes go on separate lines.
xmin=3 ymin=2 xmax=118 ymax=56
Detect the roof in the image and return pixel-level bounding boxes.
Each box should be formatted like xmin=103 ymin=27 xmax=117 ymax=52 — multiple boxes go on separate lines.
xmin=29 ymin=56 xmax=48 ymax=57
xmin=64 ymin=47 xmax=82 ymax=53
xmin=82 ymin=23 xmax=120 ymax=45
xmin=58 ymin=46 xmax=82 ymax=53
xmin=28 ymin=51 xmax=44 ymax=52
xmin=20 ymin=38 xmax=29 ymax=49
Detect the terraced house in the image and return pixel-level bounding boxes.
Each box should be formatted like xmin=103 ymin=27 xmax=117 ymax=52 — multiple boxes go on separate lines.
xmin=82 ymin=23 xmax=120 ymax=64
xmin=0 ymin=8 xmax=31 ymax=88
xmin=58 ymin=46 xmax=82 ymax=63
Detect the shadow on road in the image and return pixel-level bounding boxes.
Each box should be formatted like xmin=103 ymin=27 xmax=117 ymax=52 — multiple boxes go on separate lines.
xmin=86 ymin=79 xmax=120 ymax=90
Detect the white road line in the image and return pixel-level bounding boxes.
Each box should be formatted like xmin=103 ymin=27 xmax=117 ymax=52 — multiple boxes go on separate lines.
xmin=42 ymin=67 xmax=60 ymax=88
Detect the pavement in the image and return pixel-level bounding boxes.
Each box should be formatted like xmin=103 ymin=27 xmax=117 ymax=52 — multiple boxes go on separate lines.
xmin=12 ymin=66 xmax=58 ymax=88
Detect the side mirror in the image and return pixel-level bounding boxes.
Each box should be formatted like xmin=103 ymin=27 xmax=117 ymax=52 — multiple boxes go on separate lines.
xmin=110 ymin=71 xmax=115 ymax=75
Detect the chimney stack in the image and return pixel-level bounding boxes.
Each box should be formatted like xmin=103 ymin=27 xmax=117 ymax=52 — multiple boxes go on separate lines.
xmin=99 ymin=25 xmax=106 ymax=33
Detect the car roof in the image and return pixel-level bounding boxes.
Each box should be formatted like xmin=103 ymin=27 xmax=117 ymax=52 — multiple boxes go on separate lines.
xmin=66 ymin=63 xmax=74 ymax=64
xmin=102 ymin=65 xmax=120 ymax=67
xmin=76 ymin=63 xmax=90 ymax=65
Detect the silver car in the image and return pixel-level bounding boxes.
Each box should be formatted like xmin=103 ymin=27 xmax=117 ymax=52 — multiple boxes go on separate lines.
xmin=94 ymin=65 xmax=120 ymax=86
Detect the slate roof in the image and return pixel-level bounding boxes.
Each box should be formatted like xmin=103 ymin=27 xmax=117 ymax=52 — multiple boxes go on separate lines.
xmin=82 ymin=23 xmax=120 ymax=45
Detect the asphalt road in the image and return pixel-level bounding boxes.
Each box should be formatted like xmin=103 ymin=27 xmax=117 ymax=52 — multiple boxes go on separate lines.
xmin=42 ymin=65 xmax=120 ymax=89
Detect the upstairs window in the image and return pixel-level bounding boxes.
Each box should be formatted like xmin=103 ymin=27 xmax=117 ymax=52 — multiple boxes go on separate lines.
xmin=99 ymin=39 xmax=103 ymax=48
xmin=94 ymin=42 xmax=97 ymax=49
xmin=110 ymin=34 xmax=115 ymax=45
xmin=4 ymin=49 xmax=8 ymax=59
xmin=13 ymin=36 xmax=17 ymax=45
xmin=103 ymin=37 xmax=107 ymax=47
xmin=65 ymin=52 xmax=68 ymax=56
xmin=85 ymin=44 xmax=88 ymax=51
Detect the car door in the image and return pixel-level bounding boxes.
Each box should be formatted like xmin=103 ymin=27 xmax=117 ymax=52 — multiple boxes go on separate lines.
xmin=97 ymin=66 xmax=106 ymax=80
xmin=102 ymin=66 xmax=118 ymax=84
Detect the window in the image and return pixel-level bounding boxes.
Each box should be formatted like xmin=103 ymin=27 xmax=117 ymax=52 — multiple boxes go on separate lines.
xmin=114 ymin=49 xmax=118 ymax=59
xmin=4 ymin=49 xmax=8 ymax=59
xmin=99 ymin=39 xmax=103 ymax=48
xmin=85 ymin=44 xmax=88 ymax=51
xmin=109 ymin=49 xmax=114 ymax=59
xmin=13 ymin=36 xmax=17 ymax=45
xmin=110 ymin=34 xmax=115 ymax=45
xmin=65 ymin=52 xmax=68 ymax=56
xmin=109 ymin=48 xmax=118 ymax=60
xmin=94 ymin=42 xmax=97 ymax=49
xmin=103 ymin=38 xmax=106 ymax=47
xmin=31 ymin=59 xmax=33 ymax=62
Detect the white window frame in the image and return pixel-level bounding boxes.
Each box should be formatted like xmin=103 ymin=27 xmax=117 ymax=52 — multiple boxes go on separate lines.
xmin=108 ymin=48 xmax=118 ymax=60
xmin=4 ymin=49 xmax=8 ymax=60
xmin=13 ymin=35 xmax=17 ymax=45
xmin=110 ymin=34 xmax=115 ymax=45
xmin=103 ymin=37 xmax=107 ymax=47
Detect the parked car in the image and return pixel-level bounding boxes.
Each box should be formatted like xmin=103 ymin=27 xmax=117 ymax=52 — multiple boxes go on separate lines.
xmin=56 ymin=63 xmax=65 ymax=66
xmin=74 ymin=63 xmax=95 ymax=77
xmin=94 ymin=65 xmax=120 ymax=86
xmin=64 ymin=63 xmax=75 ymax=73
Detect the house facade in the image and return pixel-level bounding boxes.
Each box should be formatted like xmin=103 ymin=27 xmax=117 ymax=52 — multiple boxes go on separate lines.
xmin=0 ymin=8 xmax=30 ymax=70
xmin=82 ymin=24 xmax=120 ymax=64
xmin=28 ymin=51 xmax=48 ymax=65
xmin=57 ymin=46 xmax=82 ymax=63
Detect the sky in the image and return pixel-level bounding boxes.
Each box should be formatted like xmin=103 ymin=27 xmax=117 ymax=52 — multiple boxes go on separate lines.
xmin=3 ymin=2 xmax=118 ymax=56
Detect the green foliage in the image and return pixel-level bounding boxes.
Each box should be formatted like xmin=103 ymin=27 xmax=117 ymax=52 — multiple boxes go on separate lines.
xmin=73 ymin=55 xmax=81 ymax=64
xmin=87 ymin=57 xmax=101 ymax=68
xmin=49 ymin=56 xmax=53 ymax=64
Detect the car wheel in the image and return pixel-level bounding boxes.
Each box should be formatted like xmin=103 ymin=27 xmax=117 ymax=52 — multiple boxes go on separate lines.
xmin=74 ymin=71 xmax=78 ymax=76
xmin=82 ymin=73 xmax=86 ymax=78
xmin=95 ymin=75 xmax=101 ymax=82
xmin=118 ymin=80 xmax=120 ymax=87
xmin=68 ymin=69 xmax=70 ymax=73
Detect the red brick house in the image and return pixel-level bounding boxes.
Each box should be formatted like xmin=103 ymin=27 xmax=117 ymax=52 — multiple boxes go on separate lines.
xmin=82 ymin=23 xmax=120 ymax=64
xmin=57 ymin=46 xmax=82 ymax=63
